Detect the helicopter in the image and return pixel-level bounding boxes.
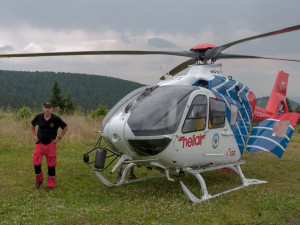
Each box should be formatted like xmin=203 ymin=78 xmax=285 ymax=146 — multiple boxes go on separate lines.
xmin=1 ymin=25 xmax=300 ymax=202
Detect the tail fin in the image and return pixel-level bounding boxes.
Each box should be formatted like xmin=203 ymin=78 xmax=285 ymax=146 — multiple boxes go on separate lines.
xmin=253 ymin=71 xmax=289 ymax=122
xmin=265 ymin=71 xmax=289 ymax=116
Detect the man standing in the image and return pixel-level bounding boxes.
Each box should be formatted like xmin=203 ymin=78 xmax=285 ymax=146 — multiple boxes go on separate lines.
xmin=30 ymin=102 xmax=68 ymax=190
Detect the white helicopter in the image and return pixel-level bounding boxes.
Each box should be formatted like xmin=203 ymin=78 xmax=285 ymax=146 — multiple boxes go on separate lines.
xmin=1 ymin=25 xmax=300 ymax=202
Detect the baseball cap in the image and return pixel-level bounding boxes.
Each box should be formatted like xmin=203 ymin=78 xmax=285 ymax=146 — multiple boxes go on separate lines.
xmin=43 ymin=102 xmax=53 ymax=107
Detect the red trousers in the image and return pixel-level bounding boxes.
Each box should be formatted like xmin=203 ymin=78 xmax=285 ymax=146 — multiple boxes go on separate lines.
xmin=33 ymin=143 xmax=56 ymax=187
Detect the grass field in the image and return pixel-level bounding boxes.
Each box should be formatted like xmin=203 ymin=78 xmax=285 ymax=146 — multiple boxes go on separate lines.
xmin=0 ymin=113 xmax=299 ymax=224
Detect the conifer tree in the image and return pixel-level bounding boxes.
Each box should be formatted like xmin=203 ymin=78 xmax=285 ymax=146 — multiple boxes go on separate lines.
xmin=64 ymin=90 xmax=75 ymax=114
xmin=50 ymin=81 xmax=65 ymax=113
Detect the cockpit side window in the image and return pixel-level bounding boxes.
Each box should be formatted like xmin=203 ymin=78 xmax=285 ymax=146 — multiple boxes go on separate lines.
xmin=209 ymin=98 xmax=226 ymax=129
xmin=182 ymin=95 xmax=207 ymax=133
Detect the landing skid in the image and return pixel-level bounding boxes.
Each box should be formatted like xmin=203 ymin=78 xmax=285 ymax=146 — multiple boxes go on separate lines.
xmin=180 ymin=161 xmax=267 ymax=203
xmin=94 ymin=162 xmax=165 ymax=187
xmin=85 ymin=141 xmax=267 ymax=202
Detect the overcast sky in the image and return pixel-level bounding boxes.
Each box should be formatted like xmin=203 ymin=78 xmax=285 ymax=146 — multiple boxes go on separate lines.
xmin=1 ymin=0 xmax=300 ymax=102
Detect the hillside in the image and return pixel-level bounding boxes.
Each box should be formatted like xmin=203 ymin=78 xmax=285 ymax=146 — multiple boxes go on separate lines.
xmin=0 ymin=70 xmax=144 ymax=111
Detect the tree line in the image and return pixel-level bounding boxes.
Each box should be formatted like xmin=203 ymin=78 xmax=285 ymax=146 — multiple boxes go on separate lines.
xmin=0 ymin=70 xmax=144 ymax=111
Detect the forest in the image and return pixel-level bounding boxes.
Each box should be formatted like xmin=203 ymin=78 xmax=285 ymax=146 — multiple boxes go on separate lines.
xmin=0 ymin=70 xmax=144 ymax=111
xmin=1 ymin=70 xmax=299 ymax=113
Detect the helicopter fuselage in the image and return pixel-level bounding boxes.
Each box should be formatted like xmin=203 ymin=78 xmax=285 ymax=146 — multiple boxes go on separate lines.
xmin=101 ymin=64 xmax=255 ymax=171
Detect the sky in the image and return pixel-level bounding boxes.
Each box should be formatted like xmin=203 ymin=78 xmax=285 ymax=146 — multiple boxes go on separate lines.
xmin=1 ymin=0 xmax=300 ymax=102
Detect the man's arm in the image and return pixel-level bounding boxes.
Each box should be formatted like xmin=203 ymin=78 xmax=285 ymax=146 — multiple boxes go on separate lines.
xmin=30 ymin=123 xmax=38 ymax=143
xmin=52 ymin=126 xmax=68 ymax=144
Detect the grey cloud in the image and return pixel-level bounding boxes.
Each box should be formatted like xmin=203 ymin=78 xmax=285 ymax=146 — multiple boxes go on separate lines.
xmin=120 ymin=35 xmax=132 ymax=44
xmin=0 ymin=45 xmax=14 ymax=52
xmin=2 ymin=0 xmax=298 ymax=35
xmin=148 ymin=38 xmax=177 ymax=49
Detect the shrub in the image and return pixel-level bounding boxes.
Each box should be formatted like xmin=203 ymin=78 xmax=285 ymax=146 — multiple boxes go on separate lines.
xmin=90 ymin=105 xmax=109 ymax=119
xmin=15 ymin=107 xmax=33 ymax=120
xmin=0 ymin=109 xmax=6 ymax=119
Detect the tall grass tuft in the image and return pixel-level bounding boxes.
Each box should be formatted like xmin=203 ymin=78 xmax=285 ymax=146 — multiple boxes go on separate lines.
xmin=0 ymin=111 xmax=103 ymax=147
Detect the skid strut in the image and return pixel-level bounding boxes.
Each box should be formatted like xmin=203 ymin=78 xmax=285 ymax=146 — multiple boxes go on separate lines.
xmin=180 ymin=161 xmax=267 ymax=203
xmin=94 ymin=162 xmax=165 ymax=187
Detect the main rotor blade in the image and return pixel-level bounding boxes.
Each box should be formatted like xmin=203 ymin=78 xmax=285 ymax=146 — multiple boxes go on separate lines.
xmin=215 ymin=53 xmax=300 ymax=62
xmin=168 ymin=58 xmax=197 ymax=75
xmin=0 ymin=50 xmax=198 ymax=59
xmin=205 ymin=24 xmax=300 ymax=60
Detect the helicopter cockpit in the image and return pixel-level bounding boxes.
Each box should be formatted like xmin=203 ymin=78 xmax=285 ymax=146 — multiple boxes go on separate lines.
xmin=127 ymin=85 xmax=198 ymax=136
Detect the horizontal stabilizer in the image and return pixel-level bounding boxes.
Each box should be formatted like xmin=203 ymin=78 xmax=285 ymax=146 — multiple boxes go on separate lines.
xmin=247 ymin=113 xmax=299 ymax=158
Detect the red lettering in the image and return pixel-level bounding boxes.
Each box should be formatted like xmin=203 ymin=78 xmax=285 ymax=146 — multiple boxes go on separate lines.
xmin=178 ymin=133 xmax=206 ymax=149
xmin=195 ymin=136 xmax=200 ymax=145
xmin=226 ymin=148 xmax=231 ymax=156
xmin=226 ymin=148 xmax=236 ymax=157
xmin=178 ymin=136 xmax=187 ymax=148
xmin=188 ymin=138 xmax=193 ymax=147
xmin=199 ymin=135 xmax=205 ymax=145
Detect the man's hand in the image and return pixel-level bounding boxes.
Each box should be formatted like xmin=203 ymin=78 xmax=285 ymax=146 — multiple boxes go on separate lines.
xmin=33 ymin=135 xmax=39 ymax=144
xmin=52 ymin=126 xmax=68 ymax=144
xmin=30 ymin=123 xmax=39 ymax=143
xmin=51 ymin=137 xmax=60 ymax=144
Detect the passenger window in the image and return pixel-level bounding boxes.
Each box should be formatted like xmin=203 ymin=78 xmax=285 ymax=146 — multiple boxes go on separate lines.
xmin=230 ymin=104 xmax=238 ymax=126
xmin=182 ymin=95 xmax=207 ymax=133
xmin=209 ymin=98 xmax=226 ymax=129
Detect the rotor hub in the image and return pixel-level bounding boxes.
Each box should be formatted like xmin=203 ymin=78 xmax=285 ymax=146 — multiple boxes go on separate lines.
xmin=190 ymin=44 xmax=216 ymax=52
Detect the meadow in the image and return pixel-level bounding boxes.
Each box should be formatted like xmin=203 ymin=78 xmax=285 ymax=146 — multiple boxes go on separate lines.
xmin=0 ymin=111 xmax=299 ymax=224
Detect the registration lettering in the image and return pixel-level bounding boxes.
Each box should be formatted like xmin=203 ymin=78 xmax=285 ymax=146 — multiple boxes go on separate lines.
xmin=226 ymin=148 xmax=236 ymax=157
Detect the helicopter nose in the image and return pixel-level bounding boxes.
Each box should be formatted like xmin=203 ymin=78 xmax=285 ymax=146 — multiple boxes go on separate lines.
xmin=103 ymin=112 xmax=126 ymax=143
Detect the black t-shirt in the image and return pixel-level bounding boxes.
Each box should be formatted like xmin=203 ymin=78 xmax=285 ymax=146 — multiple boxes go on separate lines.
xmin=31 ymin=113 xmax=67 ymax=145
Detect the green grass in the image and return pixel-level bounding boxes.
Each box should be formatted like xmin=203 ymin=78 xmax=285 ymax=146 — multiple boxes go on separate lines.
xmin=0 ymin=116 xmax=300 ymax=224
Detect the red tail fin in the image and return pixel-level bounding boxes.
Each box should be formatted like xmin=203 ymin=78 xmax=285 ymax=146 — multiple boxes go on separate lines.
xmin=253 ymin=71 xmax=289 ymax=122
xmin=265 ymin=71 xmax=289 ymax=115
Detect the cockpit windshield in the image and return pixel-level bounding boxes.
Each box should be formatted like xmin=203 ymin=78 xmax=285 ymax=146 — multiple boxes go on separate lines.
xmin=127 ymin=85 xmax=197 ymax=136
